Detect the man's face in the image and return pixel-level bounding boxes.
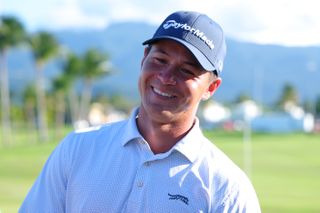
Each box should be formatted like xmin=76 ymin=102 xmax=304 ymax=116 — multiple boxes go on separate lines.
xmin=138 ymin=39 xmax=220 ymax=123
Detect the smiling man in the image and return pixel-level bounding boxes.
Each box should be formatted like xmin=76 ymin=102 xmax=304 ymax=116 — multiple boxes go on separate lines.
xmin=137 ymin=39 xmax=221 ymax=154
xmin=20 ymin=11 xmax=261 ymax=213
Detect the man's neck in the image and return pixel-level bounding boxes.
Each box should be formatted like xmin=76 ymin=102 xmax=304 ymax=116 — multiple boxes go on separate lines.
xmin=136 ymin=110 xmax=195 ymax=154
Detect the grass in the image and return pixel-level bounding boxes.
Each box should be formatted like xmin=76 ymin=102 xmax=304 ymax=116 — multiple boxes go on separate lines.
xmin=0 ymin=126 xmax=70 ymax=213
xmin=0 ymin=129 xmax=319 ymax=212
xmin=206 ymin=131 xmax=320 ymax=213
xmin=0 ymin=143 xmax=58 ymax=212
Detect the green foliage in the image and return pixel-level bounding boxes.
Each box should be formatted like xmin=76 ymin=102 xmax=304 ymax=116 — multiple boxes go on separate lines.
xmin=235 ymin=93 xmax=252 ymax=103
xmin=57 ymin=49 xmax=112 ymax=91
xmin=22 ymin=84 xmax=36 ymax=103
xmin=81 ymin=48 xmax=112 ymax=79
xmin=0 ymin=16 xmax=26 ymax=50
xmin=28 ymin=31 xmax=59 ymax=64
xmin=52 ymin=75 xmax=70 ymax=93
xmin=62 ymin=53 xmax=82 ymax=79
xmin=0 ymin=15 xmax=26 ymax=146
xmin=106 ymin=94 xmax=137 ymax=113
xmin=10 ymin=105 xmax=25 ymax=121
xmin=277 ymin=83 xmax=299 ymax=107
xmin=315 ymin=96 xmax=320 ymax=116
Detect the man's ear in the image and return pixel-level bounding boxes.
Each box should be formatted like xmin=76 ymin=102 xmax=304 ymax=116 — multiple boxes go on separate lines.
xmin=141 ymin=46 xmax=151 ymax=67
xmin=202 ymin=77 xmax=222 ymax=100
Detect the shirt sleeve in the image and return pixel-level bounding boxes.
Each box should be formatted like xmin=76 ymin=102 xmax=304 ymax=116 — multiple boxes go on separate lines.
xmin=213 ymin=173 xmax=261 ymax=213
xmin=19 ymin=133 xmax=74 ymax=213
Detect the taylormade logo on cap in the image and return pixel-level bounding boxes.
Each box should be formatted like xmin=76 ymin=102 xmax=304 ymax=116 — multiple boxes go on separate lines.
xmin=163 ymin=20 xmax=215 ymax=50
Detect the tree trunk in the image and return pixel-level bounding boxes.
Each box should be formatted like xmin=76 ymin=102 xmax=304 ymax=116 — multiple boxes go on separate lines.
xmin=79 ymin=78 xmax=93 ymax=122
xmin=35 ymin=63 xmax=49 ymax=142
xmin=25 ymin=100 xmax=36 ymax=129
xmin=0 ymin=50 xmax=12 ymax=146
xmin=68 ymin=89 xmax=79 ymax=125
xmin=24 ymin=99 xmax=37 ymax=144
xmin=55 ymin=91 xmax=66 ymax=139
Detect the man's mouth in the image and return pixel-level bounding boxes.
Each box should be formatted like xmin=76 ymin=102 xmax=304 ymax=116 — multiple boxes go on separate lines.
xmin=152 ymin=87 xmax=175 ymax=98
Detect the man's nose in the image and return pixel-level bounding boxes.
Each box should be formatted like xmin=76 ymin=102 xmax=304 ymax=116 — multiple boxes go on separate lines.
xmin=157 ymin=67 xmax=176 ymax=85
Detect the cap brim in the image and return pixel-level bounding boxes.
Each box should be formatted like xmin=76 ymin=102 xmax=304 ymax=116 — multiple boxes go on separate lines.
xmin=143 ymin=36 xmax=216 ymax=72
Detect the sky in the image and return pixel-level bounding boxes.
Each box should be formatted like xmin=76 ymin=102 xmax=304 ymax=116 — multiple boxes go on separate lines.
xmin=0 ymin=0 xmax=320 ymax=47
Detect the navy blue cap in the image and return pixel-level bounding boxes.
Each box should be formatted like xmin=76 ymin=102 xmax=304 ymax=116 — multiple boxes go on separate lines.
xmin=143 ymin=11 xmax=227 ymax=74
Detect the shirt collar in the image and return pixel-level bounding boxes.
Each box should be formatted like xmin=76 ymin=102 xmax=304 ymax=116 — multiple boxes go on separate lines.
xmin=121 ymin=107 xmax=205 ymax=163
xmin=121 ymin=107 xmax=143 ymax=146
xmin=172 ymin=118 xmax=205 ymax=163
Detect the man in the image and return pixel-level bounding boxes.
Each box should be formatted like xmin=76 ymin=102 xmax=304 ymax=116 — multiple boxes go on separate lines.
xmin=20 ymin=11 xmax=261 ymax=212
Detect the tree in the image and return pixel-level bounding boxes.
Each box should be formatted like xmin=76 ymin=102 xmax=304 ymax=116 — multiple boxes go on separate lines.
xmin=315 ymin=96 xmax=320 ymax=116
xmin=0 ymin=16 xmax=25 ymax=146
xmin=51 ymin=75 xmax=70 ymax=138
xmin=23 ymin=84 xmax=36 ymax=127
xmin=53 ymin=49 xmax=112 ymax=127
xmin=28 ymin=31 xmax=59 ymax=142
xmin=78 ymin=49 xmax=112 ymax=121
xmin=277 ymin=83 xmax=299 ymax=108
xmin=60 ymin=52 xmax=82 ymax=125
xmin=235 ymin=93 xmax=251 ymax=103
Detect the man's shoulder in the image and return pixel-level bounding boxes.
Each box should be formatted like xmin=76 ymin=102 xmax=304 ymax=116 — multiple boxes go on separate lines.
xmin=74 ymin=119 xmax=128 ymax=135
xmin=65 ymin=119 xmax=128 ymax=140
xmin=60 ymin=119 xmax=129 ymax=148
xmin=198 ymin=137 xmax=233 ymax=165
xmin=198 ymin=138 xmax=260 ymax=212
xmin=198 ymin=137 xmax=250 ymax=185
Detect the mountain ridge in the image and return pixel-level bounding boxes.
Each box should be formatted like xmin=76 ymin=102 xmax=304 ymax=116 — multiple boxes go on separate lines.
xmin=7 ymin=21 xmax=320 ymax=105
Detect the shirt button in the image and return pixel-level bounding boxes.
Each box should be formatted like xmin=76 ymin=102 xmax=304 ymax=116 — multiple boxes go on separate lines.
xmin=137 ymin=181 xmax=144 ymax=187
xmin=139 ymin=140 xmax=146 ymax=145
xmin=144 ymin=162 xmax=151 ymax=166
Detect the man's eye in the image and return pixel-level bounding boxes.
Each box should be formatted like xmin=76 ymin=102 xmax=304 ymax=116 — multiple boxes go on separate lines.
xmin=154 ymin=57 xmax=166 ymax=64
xmin=180 ymin=68 xmax=195 ymax=76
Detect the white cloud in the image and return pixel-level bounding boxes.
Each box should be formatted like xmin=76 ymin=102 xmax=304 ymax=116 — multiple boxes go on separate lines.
xmin=46 ymin=0 xmax=107 ymax=29
xmin=214 ymin=0 xmax=320 ymax=46
xmin=0 ymin=0 xmax=319 ymax=46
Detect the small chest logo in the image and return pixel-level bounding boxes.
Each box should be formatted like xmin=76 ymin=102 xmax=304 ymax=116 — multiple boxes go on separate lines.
xmin=168 ymin=193 xmax=189 ymax=205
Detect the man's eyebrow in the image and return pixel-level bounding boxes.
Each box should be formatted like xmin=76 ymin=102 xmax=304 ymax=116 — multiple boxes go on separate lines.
xmin=153 ymin=46 xmax=203 ymax=70
xmin=153 ymin=48 xmax=169 ymax=56
xmin=183 ymin=60 xmax=204 ymax=72
xmin=184 ymin=61 xmax=199 ymax=67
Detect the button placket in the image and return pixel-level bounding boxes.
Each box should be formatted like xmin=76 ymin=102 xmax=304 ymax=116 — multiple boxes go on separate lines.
xmin=135 ymin=160 xmax=152 ymax=188
xmin=125 ymin=161 xmax=150 ymax=210
xmin=134 ymin=160 xmax=150 ymax=189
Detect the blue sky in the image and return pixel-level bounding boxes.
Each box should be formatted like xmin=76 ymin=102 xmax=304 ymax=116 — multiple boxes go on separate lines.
xmin=1 ymin=0 xmax=319 ymax=47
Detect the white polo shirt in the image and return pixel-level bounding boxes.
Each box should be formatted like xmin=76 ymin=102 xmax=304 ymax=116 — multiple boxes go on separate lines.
xmin=20 ymin=108 xmax=261 ymax=213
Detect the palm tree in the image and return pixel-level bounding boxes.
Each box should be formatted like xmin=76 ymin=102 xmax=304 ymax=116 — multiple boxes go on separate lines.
xmin=53 ymin=49 xmax=112 ymax=128
xmin=22 ymin=84 xmax=37 ymax=130
xmin=28 ymin=31 xmax=59 ymax=142
xmin=22 ymin=84 xmax=37 ymax=143
xmin=78 ymin=48 xmax=112 ymax=121
xmin=0 ymin=16 xmax=25 ymax=146
xmin=52 ymin=75 xmax=70 ymax=138
xmin=60 ymin=52 xmax=82 ymax=125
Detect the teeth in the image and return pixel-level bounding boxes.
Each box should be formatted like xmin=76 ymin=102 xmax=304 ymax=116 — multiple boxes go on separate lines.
xmin=153 ymin=87 xmax=174 ymax=98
